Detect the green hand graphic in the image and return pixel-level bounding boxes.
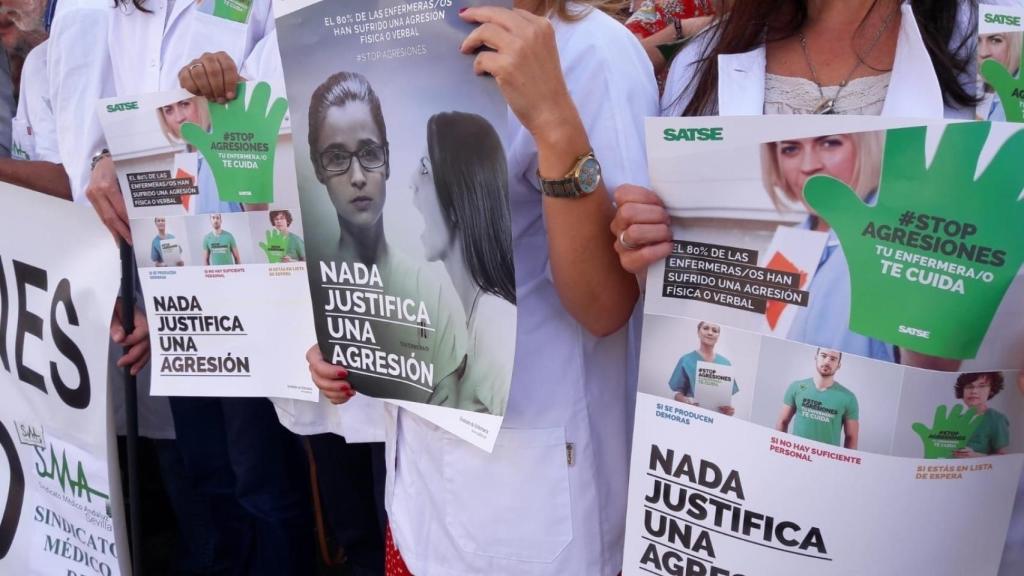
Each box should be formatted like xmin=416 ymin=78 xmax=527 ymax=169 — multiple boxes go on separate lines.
xmin=804 ymin=123 xmax=1024 ymax=359
xmin=981 ymin=38 xmax=1024 ymax=122
xmin=259 ymin=229 xmax=290 ymax=263
xmin=911 ymin=404 xmax=982 ymax=459
xmin=212 ymin=0 xmax=253 ymax=24
xmin=181 ymin=81 xmax=287 ymax=205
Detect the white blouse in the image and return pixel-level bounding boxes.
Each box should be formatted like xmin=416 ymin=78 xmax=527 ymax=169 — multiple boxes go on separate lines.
xmin=763 ymin=72 xmax=891 ymax=116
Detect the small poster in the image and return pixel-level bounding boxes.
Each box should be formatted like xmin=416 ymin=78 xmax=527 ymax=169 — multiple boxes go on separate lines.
xmin=97 ymin=82 xmax=318 ymax=401
xmin=628 ymin=116 xmax=1024 ymax=575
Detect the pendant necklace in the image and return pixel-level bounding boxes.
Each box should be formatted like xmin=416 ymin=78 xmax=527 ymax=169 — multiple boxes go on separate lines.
xmin=798 ymin=5 xmax=898 ymax=115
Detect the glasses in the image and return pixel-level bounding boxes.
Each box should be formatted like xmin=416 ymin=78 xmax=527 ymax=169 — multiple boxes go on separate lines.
xmin=319 ymin=143 xmax=388 ymax=174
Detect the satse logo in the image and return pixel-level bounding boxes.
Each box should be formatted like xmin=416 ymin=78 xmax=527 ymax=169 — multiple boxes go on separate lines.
xmin=663 ymin=127 xmax=724 ymax=142
xmin=985 ymin=13 xmax=1022 ymax=26
xmin=106 ymin=101 xmax=139 ymax=113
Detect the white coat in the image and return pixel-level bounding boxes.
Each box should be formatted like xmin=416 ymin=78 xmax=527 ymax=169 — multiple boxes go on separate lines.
xmin=107 ymin=0 xmax=275 ymax=95
xmin=12 ymin=41 xmax=59 ymax=163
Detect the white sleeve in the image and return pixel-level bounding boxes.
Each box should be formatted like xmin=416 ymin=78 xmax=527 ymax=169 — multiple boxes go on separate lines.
xmin=240 ymin=30 xmax=286 ymax=96
xmin=16 ymin=43 xmax=60 ymax=164
xmin=560 ymin=14 xmax=659 ymax=193
xmin=47 ymin=1 xmax=115 ymax=204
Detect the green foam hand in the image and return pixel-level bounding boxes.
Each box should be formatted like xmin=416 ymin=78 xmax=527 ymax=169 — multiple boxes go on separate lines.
xmin=803 ymin=123 xmax=1024 ymax=359
xmin=981 ymin=38 xmax=1024 ymax=122
xmin=912 ymin=404 xmax=982 ymax=459
xmin=259 ymin=229 xmax=290 ymax=263
xmin=181 ymin=81 xmax=287 ymax=205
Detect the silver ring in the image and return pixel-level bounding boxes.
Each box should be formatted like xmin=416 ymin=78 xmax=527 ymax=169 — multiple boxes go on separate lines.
xmin=618 ymin=230 xmax=639 ymax=251
xmin=188 ymin=62 xmax=204 ymax=71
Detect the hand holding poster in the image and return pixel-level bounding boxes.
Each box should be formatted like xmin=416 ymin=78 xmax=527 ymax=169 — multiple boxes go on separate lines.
xmin=274 ymin=0 xmax=516 ymax=450
xmin=0 ymin=186 xmax=126 ymax=576
xmin=97 ymin=82 xmax=318 ymax=401
xmin=627 ymin=116 xmax=1024 ymax=575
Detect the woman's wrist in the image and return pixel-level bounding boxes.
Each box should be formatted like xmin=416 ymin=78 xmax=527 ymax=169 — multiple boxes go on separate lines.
xmin=532 ymin=102 xmax=591 ymax=180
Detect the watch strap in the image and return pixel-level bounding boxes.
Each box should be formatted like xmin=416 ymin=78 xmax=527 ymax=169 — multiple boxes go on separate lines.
xmin=538 ymin=150 xmax=595 ymax=199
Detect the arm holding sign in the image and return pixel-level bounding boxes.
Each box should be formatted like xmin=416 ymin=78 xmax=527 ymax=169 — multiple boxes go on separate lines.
xmin=459 ymin=6 xmax=640 ymax=337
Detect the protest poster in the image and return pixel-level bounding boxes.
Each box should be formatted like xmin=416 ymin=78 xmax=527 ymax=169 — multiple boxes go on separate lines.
xmin=626 ymin=116 xmax=1024 ymax=575
xmin=96 ymin=83 xmax=318 ymax=401
xmin=273 ymin=0 xmax=516 ymax=450
xmin=0 ymin=185 xmax=127 ymax=576
xmin=979 ymin=2 xmax=1024 ymax=122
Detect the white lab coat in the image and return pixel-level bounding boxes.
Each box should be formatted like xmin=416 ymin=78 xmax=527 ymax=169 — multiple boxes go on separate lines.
xmin=47 ymin=0 xmax=115 ymax=203
xmin=12 ymin=41 xmax=59 ymax=163
xmin=662 ymin=2 xmax=975 ymax=119
xmin=107 ymin=0 xmax=275 ymax=95
xmin=387 ymin=6 xmax=658 ymax=575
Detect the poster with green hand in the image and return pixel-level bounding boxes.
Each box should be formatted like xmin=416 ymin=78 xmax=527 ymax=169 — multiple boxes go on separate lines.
xmin=96 ymin=82 xmax=317 ymax=402
xmin=182 ymin=81 xmax=287 ymax=205
xmin=803 ymin=122 xmax=1024 ymax=359
xmin=978 ymin=3 xmax=1024 ymax=122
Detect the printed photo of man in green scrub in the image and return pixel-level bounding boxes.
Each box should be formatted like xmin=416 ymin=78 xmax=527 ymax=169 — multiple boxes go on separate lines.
xmin=203 ymin=213 xmax=240 ymax=266
xmin=776 ymin=348 xmax=860 ymax=449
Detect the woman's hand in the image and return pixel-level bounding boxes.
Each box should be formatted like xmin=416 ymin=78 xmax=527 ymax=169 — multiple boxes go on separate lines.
xmin=459 ymin=6 xmax=576 ymax=141
xmin=85 ymin=156 xmax=130 ymax=244
xmin=674 ymin=392 xmax=695 ymax=405
xmin=611 ymin=184 xmax=673 ymax=275
xmin=178 ymin=52 xmax=242 ymax=104
xmin=111 ymin=299 xmax=150 ymax=376
xmin=306 ymin=344 xmax=355 ymax=405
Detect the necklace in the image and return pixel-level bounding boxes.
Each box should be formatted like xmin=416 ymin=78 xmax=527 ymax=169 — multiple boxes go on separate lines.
xmin=798 ymin=4 xmax=899 ymax=114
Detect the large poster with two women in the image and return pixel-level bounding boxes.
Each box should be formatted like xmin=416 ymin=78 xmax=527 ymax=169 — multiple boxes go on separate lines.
xmin=274 ymin=0 xmax=515 ymax=449
xmin=625 ymin=115 xmax=1024 ymax=575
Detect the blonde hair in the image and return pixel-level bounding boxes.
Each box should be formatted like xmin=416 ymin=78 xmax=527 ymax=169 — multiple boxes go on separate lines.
xmin=982 ymin=31 xmax=1023 ymax=77
xmin=156 ymin=96 xmax=211 ymax=146
xmin=760 ymin=131 xmax=885 ymax=211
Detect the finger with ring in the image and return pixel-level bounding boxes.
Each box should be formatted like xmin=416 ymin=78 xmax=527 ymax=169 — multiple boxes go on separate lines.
xmin=619 ymin=230 xmax=639 ymax=250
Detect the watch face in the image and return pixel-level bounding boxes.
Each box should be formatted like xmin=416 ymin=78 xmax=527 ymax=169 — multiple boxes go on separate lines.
xmin=577 ymin=157 xmax=602 ymax=194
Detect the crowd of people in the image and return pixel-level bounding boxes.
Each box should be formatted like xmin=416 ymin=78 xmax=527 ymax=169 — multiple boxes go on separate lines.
xmin=1 ymin=0 xmax=1020 ymax=575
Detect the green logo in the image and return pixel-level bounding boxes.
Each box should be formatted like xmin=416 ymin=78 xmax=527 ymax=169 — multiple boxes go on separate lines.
xmin=663 ymin=127 xmax=724 ymax=142
xmin=34 ymin=443 xmax=109 ymax=504
xmin=106 ymin=101 xmax=139 ymax=113
xmin=984 ymin=13 xmax=1021 ymax=26
xmin=804 ymin=123 xmax=1024 ymax=359
xmin=182 ymin=82 xmax=287 ymax=205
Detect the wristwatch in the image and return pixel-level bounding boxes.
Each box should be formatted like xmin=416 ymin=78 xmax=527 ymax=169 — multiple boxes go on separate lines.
xmin=538 ymin=151 xmax=602 ymax=198
xmin=90 ymin=148 xmax=111 ymax=171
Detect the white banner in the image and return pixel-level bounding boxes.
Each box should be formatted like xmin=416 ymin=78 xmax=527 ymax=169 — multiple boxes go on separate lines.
xmin=0 ymin=186 xmax=127 ymax=575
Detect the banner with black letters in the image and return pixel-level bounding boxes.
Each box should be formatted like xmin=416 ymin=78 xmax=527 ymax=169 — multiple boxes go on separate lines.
xmin=0 ymin=185 xmax=126 ymax=576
